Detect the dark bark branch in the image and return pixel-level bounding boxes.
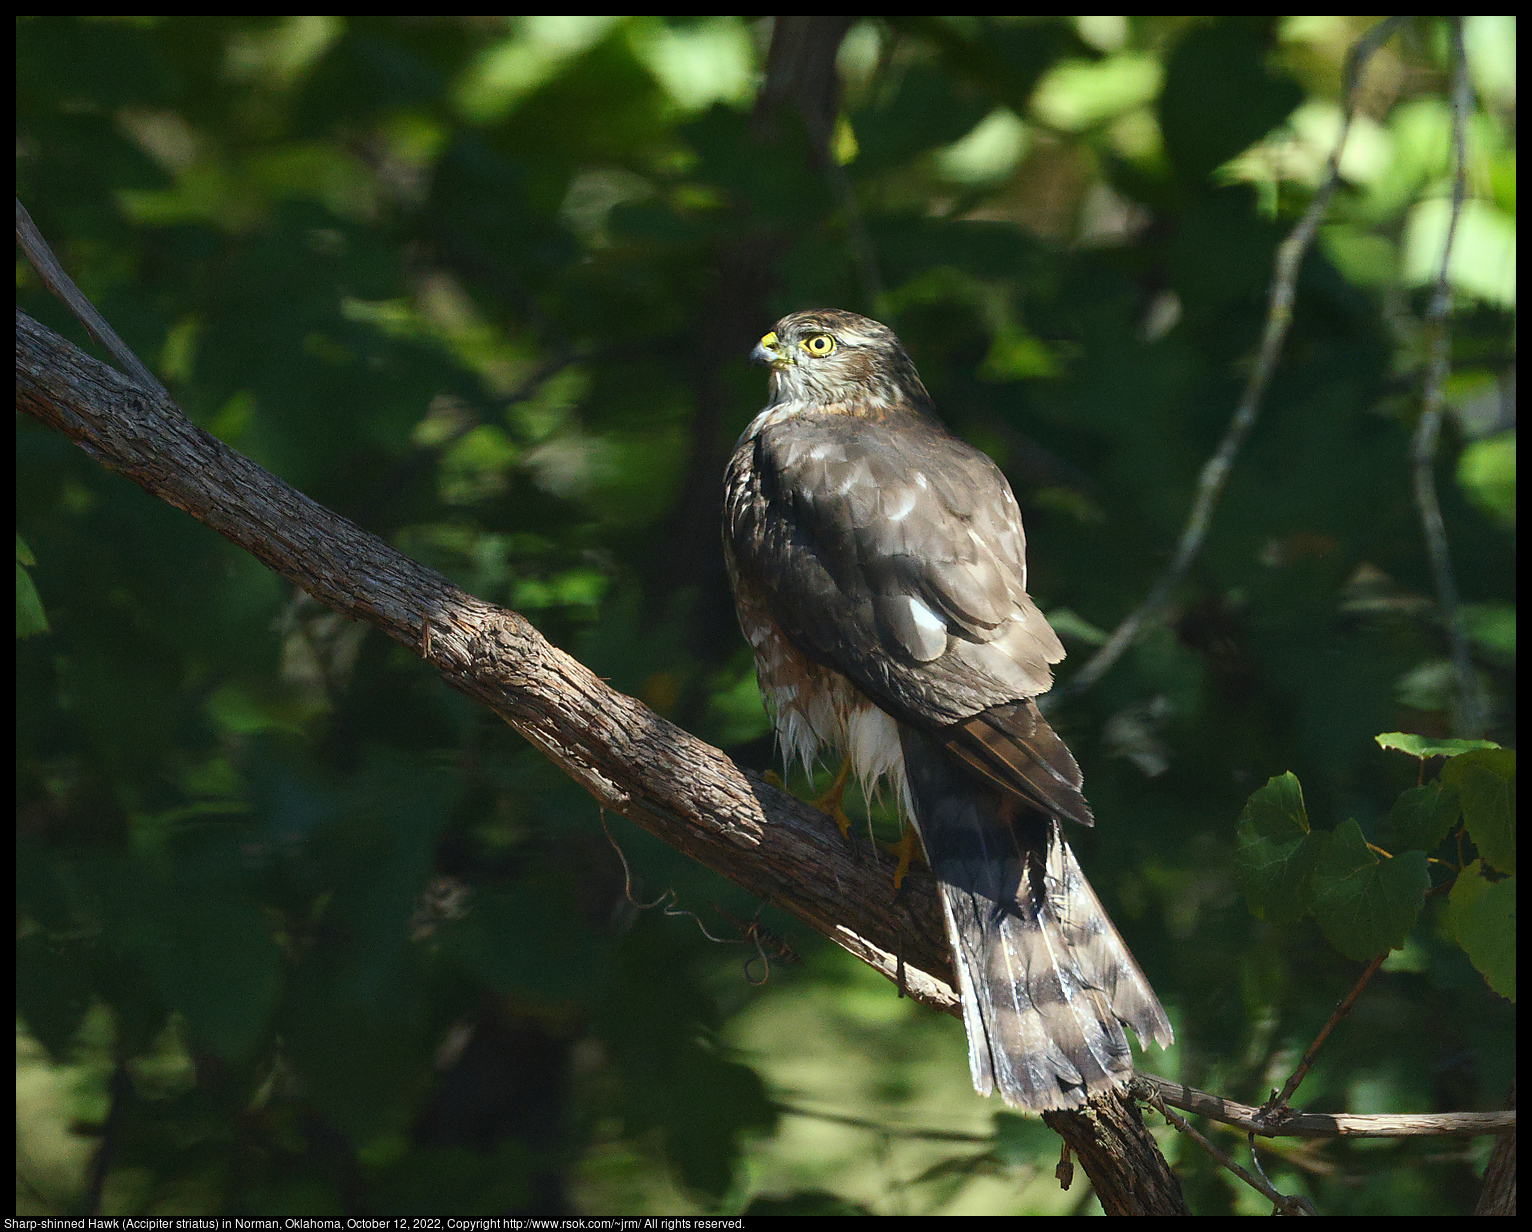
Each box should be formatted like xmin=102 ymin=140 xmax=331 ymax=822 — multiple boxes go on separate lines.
xmin=17 ymin=304 xmax=1183 ymax=1212
xmin=751 ymin=16 xmax=855 ymax=155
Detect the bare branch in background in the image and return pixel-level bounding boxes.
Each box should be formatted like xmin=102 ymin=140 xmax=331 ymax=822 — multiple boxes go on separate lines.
xmin=1054 ymin=17 xmax=1409 ymax=704
xmin=751 ymin=16 xmax=855 ymax=156
xmin=1142 ymin=1085 xmax=1315 ymax=1216
xmin=1410 ymin=17 xmax=1487 ymax=736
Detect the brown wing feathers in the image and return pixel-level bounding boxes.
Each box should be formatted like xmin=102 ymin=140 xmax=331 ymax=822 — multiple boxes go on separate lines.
xmin=944 ymin=701 xmax=1096 ymax=829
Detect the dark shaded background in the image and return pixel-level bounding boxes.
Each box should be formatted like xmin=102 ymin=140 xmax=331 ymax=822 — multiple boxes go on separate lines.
xmin=17 ymin=15 xmax=1515 ymax=1216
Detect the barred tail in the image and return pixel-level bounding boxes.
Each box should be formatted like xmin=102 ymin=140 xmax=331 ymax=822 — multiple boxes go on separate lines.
xmin=899 ymin=727 xmax=1173 ymax=1112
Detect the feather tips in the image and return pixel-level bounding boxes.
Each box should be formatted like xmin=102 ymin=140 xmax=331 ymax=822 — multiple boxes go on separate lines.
xmin=945 ymin=701 xmax=1095 ymax=829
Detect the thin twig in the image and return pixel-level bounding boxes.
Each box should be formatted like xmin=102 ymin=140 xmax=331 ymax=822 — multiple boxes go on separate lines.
xmin=1409 ymin=17 xmax=1485 ymax=736
xmin=600 ymin=810 xmax=795 ymax=986
xmin=1260 ymin=952 xmax=1388 ymax=1124
xmin=1057 ymin=17 xmax=1408 ymax=701
xmin=16 ymin=198 xmax=169 ymax=401
xmin=1144 ymin=1085 xmax=1316 ymax=1215
xmin=712 ymin=900 xmax=803 ymax=984
xmin=1133 ymin=1073 xmax=1514 ymax=1139
xmin=84 ymin=1052 xmax=132 ymax=1214
xmin=775 ymin=1100 xmax=993 ymax=1143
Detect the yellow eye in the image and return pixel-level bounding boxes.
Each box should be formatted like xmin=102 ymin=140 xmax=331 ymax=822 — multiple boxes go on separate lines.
xmin=800 ymin=334 xmax=837 ymax=357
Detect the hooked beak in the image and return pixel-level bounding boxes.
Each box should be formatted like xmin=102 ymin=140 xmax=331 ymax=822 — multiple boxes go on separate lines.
xmin=751 ymin=330 xmax=789 ymax=369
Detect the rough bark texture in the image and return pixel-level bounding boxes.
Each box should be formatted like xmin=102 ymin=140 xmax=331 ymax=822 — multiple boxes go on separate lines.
xmin=18 ymin=306 xmax=1184 ymax=1211
xmin=1045 ymin=1092 xmax=1185 ymax=1216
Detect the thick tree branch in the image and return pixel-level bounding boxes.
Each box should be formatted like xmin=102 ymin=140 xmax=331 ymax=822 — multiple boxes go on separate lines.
xmin=1044 ymin=1091 xmax=1185 ymax=1215
xmin=16 ymin=305 xmax=958 ymax=1006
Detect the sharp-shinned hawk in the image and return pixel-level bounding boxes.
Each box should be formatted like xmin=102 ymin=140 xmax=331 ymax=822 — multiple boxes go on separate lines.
xmin=722 ymin=309 xmax=1172 ymax=1112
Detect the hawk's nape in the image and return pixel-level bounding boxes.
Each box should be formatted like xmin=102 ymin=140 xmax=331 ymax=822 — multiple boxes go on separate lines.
xmin=722 ymin=308 xmax=1172 ymax=1112
xmin=900 ymin=725 xmax=1172 ymax=1110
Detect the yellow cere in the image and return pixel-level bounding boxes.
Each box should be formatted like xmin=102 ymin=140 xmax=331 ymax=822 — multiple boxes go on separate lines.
xmin=760 ymin=331 xmax=778 ymax=349
xmin=800 ymin=333 xmax=836 ymax=357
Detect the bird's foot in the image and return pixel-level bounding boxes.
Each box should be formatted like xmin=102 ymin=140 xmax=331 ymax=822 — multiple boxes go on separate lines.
xmin=882 ymin=825 xmax=923 ymax=890
xmin=811 ymin=756 xmax=854 ymax=840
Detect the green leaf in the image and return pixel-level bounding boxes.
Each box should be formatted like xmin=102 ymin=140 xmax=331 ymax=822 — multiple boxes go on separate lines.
xmin=1158 ymin=22 xmax=1303 ymax=184
xmin=850 ymin=63 xmax=992 ymax=175
xmin=979 ymin=325 xmax=1060 ymax=380
xmin=1234 ymin=772 xmax=1319 ymax=923
xmin=16 ymin=532 xmax=48 ymax=636
xmin=16 ymin=934 xmax=93 ymax=1060
xmin=1387 ymin=781 xmax=1461 ymax=852
xmin=1447 ymin=860 xmax=1515 ymax=1002
xmin=1405 ymin=199 xmax=1517 ymax=309
xmin=1461 ymin=603 xmax=1516 ymax=666
xmin=1441 ymin=749 xmax=1516 ymax=874
xmin=1310 ymin=820 xmax=1430 ymax=962
xmin=1375 ymin=732 xmax=1502 ymax=758
xmin=121 ymin=877 xmax=282 ymax=1062
xmin=16 ymin=558 xmax=50 ymax=638
xmin=206 ymin=680 xmax=322 ymax=737
xmin=1456 ymin=431 xmax=1515 ymax=529
xmin=438 ymin=877 xmax=612 ymax=1007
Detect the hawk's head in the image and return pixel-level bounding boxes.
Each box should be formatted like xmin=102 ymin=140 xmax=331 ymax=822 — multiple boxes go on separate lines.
xmin=752 ymin=309 xmax=932 ymax=417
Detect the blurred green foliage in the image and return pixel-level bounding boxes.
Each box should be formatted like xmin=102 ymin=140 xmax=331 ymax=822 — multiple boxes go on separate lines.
xmin=17 ymin=15 xmax=1515 ymax=1217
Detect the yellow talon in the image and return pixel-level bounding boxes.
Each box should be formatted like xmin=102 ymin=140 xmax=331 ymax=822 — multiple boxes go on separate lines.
xmin=811 ymin=756 xmax=854 ymax=839
xmin=886 ymin=825 xmax=922 ymax=890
